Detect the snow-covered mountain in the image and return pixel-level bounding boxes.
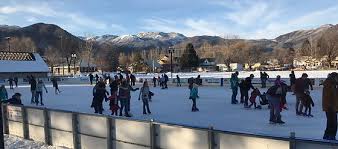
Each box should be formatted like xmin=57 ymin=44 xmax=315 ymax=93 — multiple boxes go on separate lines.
xmin=275 ymin=24 xmax=334 ymax=48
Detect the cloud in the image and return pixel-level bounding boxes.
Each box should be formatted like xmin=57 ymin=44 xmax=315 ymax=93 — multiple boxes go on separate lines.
xmin=111 ymin=24 xmax=126 ymax=31
xmin=25 ymin=16 xmax=38 ymax=22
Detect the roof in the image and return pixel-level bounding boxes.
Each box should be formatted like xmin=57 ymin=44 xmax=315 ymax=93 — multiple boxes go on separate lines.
xmin=0 ymin=52 xmax=49 ymax=73
xmin=200 ymin=58 xmax=216 ymax=63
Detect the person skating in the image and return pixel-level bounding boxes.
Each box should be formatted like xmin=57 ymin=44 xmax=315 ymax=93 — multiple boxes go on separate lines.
xmin=176 ymin=75 xmax=181 ymax=87
xmin=51 ymin=77 xmax=61 ymax=94
xmin=230 ymin=72 xmax=239 ymax=104
xmin=118 ymin=79 xmax=139 ymax=117
xmin=260 ymin=72 xmax=269 ymax=88
xmin=95 ymin=74 xmax=99 ymax=83
xmin=28 ymin=76 xmax=37 ymax=104
xmin=89 ymin=73 xmax=94 ymax=85
xmin=322 ymin=72 xmax=338 ymax=140
xmin=267 ymin=85 xmax=285 ymax=124
xmin=188 ymin=77 xmax=194 ymax=90
xmin=243 ymin=74 xmax=255 ymax=107
xmin=195 ymin=75 xmax=202 ymax=85
xmin=289 ymin=71 xmax=296 ymax=93
xmin=0 ymin=85 xmax=8 ymax=101
xmin=152 ymin=77 xmax=157 ymax=87
xmin=248 ymin=88 xmax=261 ymax=109
xmin=109 ymin=77 xmax=119 ymax=95
xmin=35 ymin=80 xmax=48 ymax=106
xmin=8 ymin=78 xmax=14 ymax=90
xmin=2 ymin=93 xmax=23 ymax=105
xmin=303 ymin=91 xmax=314 ymax=117
xmin=164 ymin=74 xmax=169 ymax=89
xmin=138 ymin=81 xmax=152 ymax=114
xmin=190 ymin=83 xmax=199 ymax=112
xmin=93 ymin=82 xmax=108 ymax=114
xmin=238 ymin=79 xmax=245 ymax=104
xmin=14 ymin=77 xmax=18 ymax=88
xmin=130 ymin=74 xmax=136 ymax=86
xmin=294 ymin=73 xmax=310 ymax=115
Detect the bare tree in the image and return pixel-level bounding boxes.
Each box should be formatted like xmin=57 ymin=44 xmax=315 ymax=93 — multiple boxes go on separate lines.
xmin=317 ymin=31 xmax=338 ymax=68
xmin=44 ymin=46 xmax=61 ymax=73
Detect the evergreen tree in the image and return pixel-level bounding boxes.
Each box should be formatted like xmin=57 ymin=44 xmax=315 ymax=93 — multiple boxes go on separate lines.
xmin=180 ymin=43 xmax=200 ymax=69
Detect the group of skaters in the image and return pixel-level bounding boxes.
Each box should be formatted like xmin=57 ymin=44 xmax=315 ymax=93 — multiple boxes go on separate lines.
xmin=89 ymin=73 xmax=137 ymax=87
xmin=230 ymin=71 xmax=315 ymax=124
xmin=91 ymin=73 xmax=153 ymax=117
xmin=152 ymin=73 xmax=169 ymax=89
xmin=6 ymin=77 xmax=18 ymax=89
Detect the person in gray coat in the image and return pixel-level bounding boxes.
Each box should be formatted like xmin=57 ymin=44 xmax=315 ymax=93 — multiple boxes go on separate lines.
xmin=267 ymin=85 xmax=285 ymax=124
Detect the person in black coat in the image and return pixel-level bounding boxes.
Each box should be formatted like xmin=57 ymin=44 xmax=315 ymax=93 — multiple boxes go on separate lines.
xmin=243 ymin=74 xmax=255 ymax=107
xmin=14 ymin=77 xmax=18 ymax=88
xmin=93 ymin=82 xmax=109 ymax=114
xmin=152 ymin=77 xmax=157 ymax=87
xmin=3 ymin=93 xmax=23 ymax=105
xmin=130 ymin=74 xmax=136 ymax=86
xmin=28 ymin=75 xmax=37 ymax=104
xmin=89 ymin=73 xmax=94 ymax=85
xmin=109 ymin=79 xmax=119 ymax=95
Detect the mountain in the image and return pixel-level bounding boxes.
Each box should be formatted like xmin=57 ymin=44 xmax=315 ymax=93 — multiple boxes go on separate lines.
xmin=275 ymin=24 xmax=334 ymax=48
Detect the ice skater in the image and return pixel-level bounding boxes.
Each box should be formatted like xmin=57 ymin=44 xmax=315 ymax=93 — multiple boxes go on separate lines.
xmin=0 ymin=85 xmax=8 ymax=101
xmin=28 ymin=75 xmax=37 ymax=104
xmin=176 ymin=75 xmax=181 ymax=87
xmin=8 ymin=78 xmax=14 ymax=90
xmin=14 ymin=77 xmax=18 ymax=88
xmin=303 ymin=91 xmax=314 ymax=117
xmin=152 ymin=77 xmax=157 ymax=87
xmin=267 ymin=85 xmax=285 ymax=124
xmin=230 ymin=72 xmax=239 ymax=104
xmin=248 ymin=88 xmax=261 ymax=109
xmin=118 ymin=79 xmax=139 ymax=117
xmin=138 ymin=81 xmax=152 ymax=114
xmin=51 ymin=77 xmax=61 ymax=94
xmin=35 ymin=80 xmax=48 ymax=106
xmin=189 ymin=83 xmax=199 ymax=112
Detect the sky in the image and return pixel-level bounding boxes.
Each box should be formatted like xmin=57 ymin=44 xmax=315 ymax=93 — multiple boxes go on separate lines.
xmin=1 ymin=0 xmax=338 ymax=39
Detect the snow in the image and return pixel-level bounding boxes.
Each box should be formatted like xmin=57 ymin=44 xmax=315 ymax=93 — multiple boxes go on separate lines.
xmin=5 ymin=135 xmax=68 ymax=149
xmin=4 ymin=83 xmax=326 ymax=140
xmin=134 ymin=70 xmax=338 ymax=79
xmin=0 ymin=53 xmax=49 ymax=73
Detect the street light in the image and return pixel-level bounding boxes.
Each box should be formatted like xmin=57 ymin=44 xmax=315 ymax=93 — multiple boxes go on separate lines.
xmin=168 ymin=47 xmax=175 ymax=78
xmin=71 ymin=53 xmax=77 ymax=76
xmin=5 ymin=37 xmax=10 ymax=52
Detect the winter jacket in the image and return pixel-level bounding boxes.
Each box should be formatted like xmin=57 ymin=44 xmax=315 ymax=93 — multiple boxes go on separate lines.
xmin=242 ymin=77 xmax=254 ymax=91
xmin=29 ymin=78 xmax=37 ymax=91
xmin=230 ymin=74 xmax=239 ymax=89
xmin=289 ymin=73 xmax=296 ymax=85
xmin=322 ymin=78 xmax=338 ymax=112
xmin=0 ymin=88 xmax=8 ymax=101
xmin=3 ymin=97 xmax=22 ymax=105
xmin=94 ymin=88 xmax=108 ymax=102
xmin=109 ymin=80 xmax=119 ymax=92
xmin=139 ymin=86 xmax=150 ymax=100
xmin=119 ymin=85 xmax=138 ymax=99
xmin=190 ymin=85 xmax=199 ymax=99
xmin=36 ymin=82 xmax=47 ymax=92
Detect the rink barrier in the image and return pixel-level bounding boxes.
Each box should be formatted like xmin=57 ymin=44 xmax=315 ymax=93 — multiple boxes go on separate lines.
xmin=2 ymin=104 xmax=338 ymax=149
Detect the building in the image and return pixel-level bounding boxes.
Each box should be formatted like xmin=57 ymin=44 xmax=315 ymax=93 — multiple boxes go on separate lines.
xmin=293 ymin=56 xmax=323 ymax=70
xmin=50 ymin=60 xmax=97 ymax=76
xmin=158 ymin=55 xmax=180 ymax=72
xmin=0 ymin=51 xmax=49 ymax=79
xmin=216 ymin=63 xmax=243 ymax=72
xmin=198 ymin=58 xmax=216 ymax=72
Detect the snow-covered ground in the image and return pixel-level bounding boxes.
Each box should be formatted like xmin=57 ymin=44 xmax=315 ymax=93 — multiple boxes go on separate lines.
xmin=5 ymin=135 xmax=67 ymax=149
xmin=134 ymin=70 xmax=338 ymax=79
xmin=5 ymin=84 xmax=325 ymax=140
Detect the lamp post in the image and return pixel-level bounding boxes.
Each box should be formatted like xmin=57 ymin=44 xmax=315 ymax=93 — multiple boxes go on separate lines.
xmin=5 ymin=37 xmax=11 ymax=52
xmin=168 ymin=47 xmax=175 ymax=78
xmin=71 ymin=53 xmax=77 ymax=76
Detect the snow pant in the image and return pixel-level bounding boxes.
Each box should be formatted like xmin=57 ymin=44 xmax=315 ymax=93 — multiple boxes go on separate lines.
xmin=35 ymin=91 xmax=43 ymax=105
xmin=9 ymin=83 xmax=13 ymax=89
xmin=90 ymin=79 xmax=93 ymax=85
xmin=131 ymin=81 xmax=135 ymax=86
xmin=324 ymin=111 xmax=337 ymax=140
xmin=153 ymin=81 xmax=156 ymax=87
xmin=231 ymin=88 xmax=238 ymax=104
xmin=268 ymin=95 xmax=281 ymax=122
xmin=304 ymin=106 xmax=312 ymax=115
xmin=15 ymin=81 xmax=18 ymax=87
xmin=142 ymin=98 xmax=151 ymax=114
xmin=243 ymin=91 xmax=249 ymax=106
xmin=296 ymin=93 xmax=304 ymax=114
xmin=31 ymin=90 xmax=36 ymax=103
xmin=164 ymin=81 xmax=168 ymax=88
xmin=119 ymin=99 xmax=128 ymax=116
xmin=191 ymin=98 xmax=197 ymax=111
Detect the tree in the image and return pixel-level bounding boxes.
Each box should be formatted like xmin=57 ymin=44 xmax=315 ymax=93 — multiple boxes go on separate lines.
xmin=131 ymin=52 xmax=145 ymax=72
xmin=118 ymin=52 xmax=130 ymax=69
xmin=180 ymin=43 xmax=200 ymax=70
xmin=317 ymin=31 xmax=338 ymax=68
xmin=44 ymin=46 xmax=61 ymax=73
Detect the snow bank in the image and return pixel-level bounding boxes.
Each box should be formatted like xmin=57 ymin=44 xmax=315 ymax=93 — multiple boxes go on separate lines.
xmin=5 ymin=135 xmax=67 ymax=149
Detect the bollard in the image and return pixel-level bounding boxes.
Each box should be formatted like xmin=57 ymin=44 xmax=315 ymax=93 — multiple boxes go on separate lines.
xmin=150 ymin=119 xmax=156 ymax=149
xmin=208 ymin=125 xmax=215 ymax=149
xmin=290 ymin=132 xmax=296 ymax=149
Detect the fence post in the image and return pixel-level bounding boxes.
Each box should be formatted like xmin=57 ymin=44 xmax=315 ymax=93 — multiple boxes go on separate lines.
xmin=0 ymin=103 xmax=5 ymax=149
xmin=22 ymin=107 xmax=29 ymax=140
xmin=43 ymin=108 xmax=51 ymax=145
xmin=208 ymin=126 xmax=215 ymax=149
xmin=2 ymin=104 xmax=8 ymax=135
xmin=150 ymin=119 xmax=156 ymax=149
xmin=72 ymin=113 xmax=80 ymax=149
xmin=289 ymin=132 xmax=296 ymax=149
xmin=107 ymin=117 xmax=112 ymax=149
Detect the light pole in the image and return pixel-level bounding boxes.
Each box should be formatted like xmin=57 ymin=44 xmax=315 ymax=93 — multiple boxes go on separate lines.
xmin=71 ymin=53 xmax=77 ymax=76
xmin=5 ymin=37 xmax=11 ymax=52
xmin=168 ymin=47 xmax=175 ymax=78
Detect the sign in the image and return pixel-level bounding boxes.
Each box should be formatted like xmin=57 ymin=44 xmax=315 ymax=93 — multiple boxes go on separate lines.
xmin=7 ymin=106 xmax=23 ymax=122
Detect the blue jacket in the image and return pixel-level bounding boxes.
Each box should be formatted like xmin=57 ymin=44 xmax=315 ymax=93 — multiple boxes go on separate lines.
xmin=0 ymin=88 xmax=8 ymax=101
xmin=190 ymin=86 xmax=199 ymax=99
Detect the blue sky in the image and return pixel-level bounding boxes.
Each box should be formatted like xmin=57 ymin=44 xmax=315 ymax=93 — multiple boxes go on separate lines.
xmin=1 ymin=0 xmax=338 ymax=39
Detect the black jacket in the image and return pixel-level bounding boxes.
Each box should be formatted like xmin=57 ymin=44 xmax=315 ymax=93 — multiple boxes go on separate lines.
xmin=3 ymin=97 xmax=23 ymax=105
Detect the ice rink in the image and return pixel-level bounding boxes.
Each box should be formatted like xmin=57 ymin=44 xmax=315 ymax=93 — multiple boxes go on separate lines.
xmin=4 ymin=83 xmax=326 ymax=140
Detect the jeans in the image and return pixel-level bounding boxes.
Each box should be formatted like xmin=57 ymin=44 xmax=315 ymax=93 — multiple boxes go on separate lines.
xmin=94 ymin=99 xmax=103 ymax=114
xmin=268 ymin=95 xmax=281 ymax=122
xmin=324 ymin=111 xmax=337 ymax=140
xmin=119 ymin=99 xmax=128 ymax=115
xmin=31 ymin=90 xmax=36 ymax=103
xmin=231 ymin=88 xmax=238 ymax=104
xmin=142 ymin=98 xmax=151 ymax=113
xmin=243 ymin=91 xmax=249 ymax=106
xmin=191 ymin=98 xmax=197 ymax=110
xmin=35 ymin=91 xmax=43 ymax=104
xmin=296 ymin=93 xmax=304 ymax=114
